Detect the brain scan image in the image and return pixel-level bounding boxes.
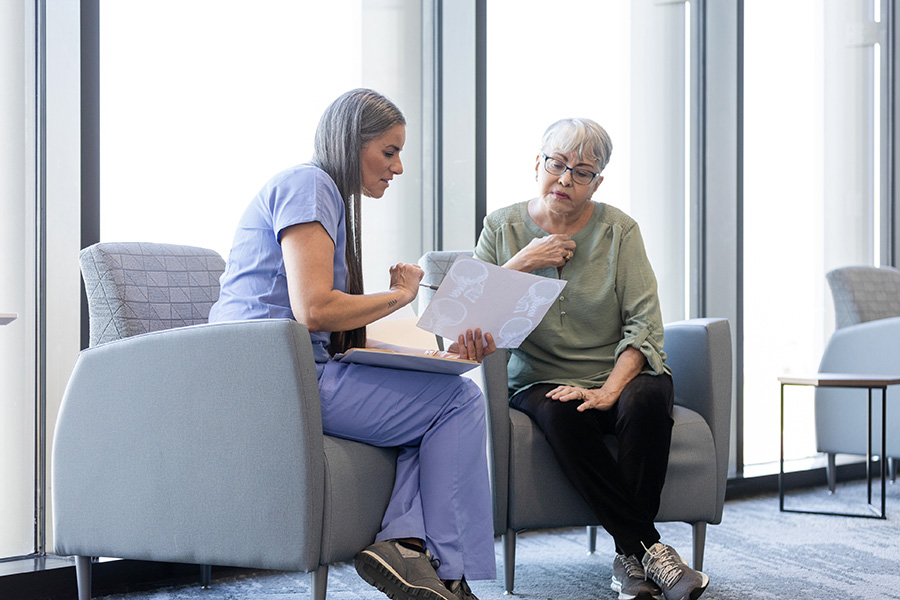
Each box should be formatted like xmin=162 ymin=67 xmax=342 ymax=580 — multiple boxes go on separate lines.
xmin=497 ymin=317 xmax=533 ymax=348
xmin=448 ymin=259 xmax=490 ymax=303
xmin=514 ymin=280 xmax=562 ymax=317
xmin=419 ymin=297 xmax=468 ymax=335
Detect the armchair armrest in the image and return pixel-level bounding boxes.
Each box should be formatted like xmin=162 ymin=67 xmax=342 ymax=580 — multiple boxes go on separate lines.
xmin=818 ymin=315 xmax=900 ymax=373
xmin=52 ymin=319 xmax=325 ymax=572
xmin=479 ymin=351 xmax=511 ymax=535
xmin=663 ymin=318 xmax=733 ymax=520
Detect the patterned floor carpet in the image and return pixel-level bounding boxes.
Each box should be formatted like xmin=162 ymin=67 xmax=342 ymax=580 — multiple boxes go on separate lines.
xmin=102 ymin=479 xmax=900 ymax=600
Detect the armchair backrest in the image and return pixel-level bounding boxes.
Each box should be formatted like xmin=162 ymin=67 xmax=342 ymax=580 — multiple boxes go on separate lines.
xmin=79 ymin=242 xmax=226 ymax=346
xmin=827 ymin=265 xmax=900 ymax=329
xmin=417 ymin=250 xmax=474 ymax=315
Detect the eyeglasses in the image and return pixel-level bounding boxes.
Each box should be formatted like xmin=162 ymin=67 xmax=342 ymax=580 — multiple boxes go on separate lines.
xmin=541 ymin=154 xmax=599 ymax=186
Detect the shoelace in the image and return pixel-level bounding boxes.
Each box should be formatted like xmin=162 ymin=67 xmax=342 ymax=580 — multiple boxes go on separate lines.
xmin=642 ymin=543 xmax=684 ymax=587
xmin=620 ymin=555 xmax=645 ymax=579
xmin=424 ymin=549 xmax=442 ymax=571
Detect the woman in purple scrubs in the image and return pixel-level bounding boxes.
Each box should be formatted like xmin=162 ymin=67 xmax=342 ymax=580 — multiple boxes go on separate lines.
xmin=209 ymin=89 xmax=495 ymax=600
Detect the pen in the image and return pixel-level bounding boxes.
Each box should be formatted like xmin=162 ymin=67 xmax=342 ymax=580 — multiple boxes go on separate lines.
xmin=419 ymin=283 xmax=440 ymax=291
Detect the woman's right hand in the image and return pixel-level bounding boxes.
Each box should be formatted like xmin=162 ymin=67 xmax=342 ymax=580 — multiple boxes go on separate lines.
xmin=506 ymin=234 xmax=577 ymax=271
xmin=389 ymin=262 xmax=424 ymax=306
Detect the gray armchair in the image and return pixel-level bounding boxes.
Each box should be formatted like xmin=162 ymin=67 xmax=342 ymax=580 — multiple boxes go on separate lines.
xmin=419 ymin=251 xmax=732 ymax=594
xmin=815 ymin=265 xmax=900 ymax=491
xmin=53 ymin=242 xmax=399 ymax=600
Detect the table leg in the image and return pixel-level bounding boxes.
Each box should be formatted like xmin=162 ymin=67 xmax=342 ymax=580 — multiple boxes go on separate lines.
xmin=779 ymin=383 xmax=785 ymax=512
xmin=882 ymin=386 xmax=887 ymax=516
xmin=867 ymin=387 xmax=873 ymax=507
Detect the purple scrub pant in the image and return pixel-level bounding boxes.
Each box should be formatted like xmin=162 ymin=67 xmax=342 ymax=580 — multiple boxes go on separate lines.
xmin=317 ymin=360 xmax=497 ymax=581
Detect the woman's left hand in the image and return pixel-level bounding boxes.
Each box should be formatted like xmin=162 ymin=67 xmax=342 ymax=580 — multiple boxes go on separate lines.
xmin=446 ymin=329 xmax=497 ymax=362
xmin=546 ymin=385 xmax=618 ymax=412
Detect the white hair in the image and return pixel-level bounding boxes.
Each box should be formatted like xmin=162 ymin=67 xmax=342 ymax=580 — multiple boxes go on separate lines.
xmin=540 ymin=118 xmax=613 ymax=173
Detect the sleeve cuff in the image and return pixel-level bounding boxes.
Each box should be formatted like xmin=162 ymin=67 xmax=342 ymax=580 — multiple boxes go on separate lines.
xmin=615 ymin=325 xmax=667 ymax=375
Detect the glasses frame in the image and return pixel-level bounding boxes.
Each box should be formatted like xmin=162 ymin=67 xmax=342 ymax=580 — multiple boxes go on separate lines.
xmin=541 ymin=154 xmax=600 ymax=186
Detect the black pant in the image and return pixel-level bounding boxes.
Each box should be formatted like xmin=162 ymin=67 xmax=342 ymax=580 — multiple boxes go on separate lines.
xmin=510 ymin=373 xmax=674 ymax=557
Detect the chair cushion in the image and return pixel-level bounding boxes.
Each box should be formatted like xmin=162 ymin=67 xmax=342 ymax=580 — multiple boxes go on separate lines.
xmin=507 ymin=405 xmax=717 ymax=530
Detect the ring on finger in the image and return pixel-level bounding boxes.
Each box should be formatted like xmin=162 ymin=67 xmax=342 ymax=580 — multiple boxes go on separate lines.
xmin=579 ymin=389 xmax=586 ymax=401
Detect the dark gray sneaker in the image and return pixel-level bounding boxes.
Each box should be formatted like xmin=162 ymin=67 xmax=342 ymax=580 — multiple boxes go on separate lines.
xmin=355 ymin=541 xmax=456 ymax=600
xmin=641 ymin=543 xmax=709 ymax=600
xmin=611 ymin=554 xmax=662 ymax=600
xmin=445 ymin=578 xmax=479 ymax=600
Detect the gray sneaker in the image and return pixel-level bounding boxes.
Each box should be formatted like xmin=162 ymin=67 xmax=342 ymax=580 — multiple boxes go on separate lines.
xmin=355 ymin=540 xmax=456 ymax=600
xmin=641 ymin=543 xmax=709 ymax=600
xmin=445 ymin=578 xmax=479 ymax=600
xmin=611 ymin=554 xmax=663 ymax=600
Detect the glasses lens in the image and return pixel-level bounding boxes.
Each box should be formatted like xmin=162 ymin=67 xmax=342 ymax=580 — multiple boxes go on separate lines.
xmin=572 ymin=169 xmax=596 ymax=185
xmin=544 ymin=157 xmax=565 ymax=175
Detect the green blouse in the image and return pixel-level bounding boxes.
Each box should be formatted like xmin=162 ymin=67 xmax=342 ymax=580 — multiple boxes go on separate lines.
xmin=474 ymin=200 xmax=670 ymax=396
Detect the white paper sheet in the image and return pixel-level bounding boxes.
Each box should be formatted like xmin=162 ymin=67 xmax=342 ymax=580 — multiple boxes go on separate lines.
xmin=416 ymin=256 xmax=566 ymax=348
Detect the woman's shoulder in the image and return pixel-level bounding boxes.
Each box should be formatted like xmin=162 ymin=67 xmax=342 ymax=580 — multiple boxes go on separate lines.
xmin=258 ymin=164 xmax=342 ymax=207
xmin=484 ymin=200 xmax=529 ymax=228
xmin=593 ymin=202 xmax=638 ymax=232
xmin=267 ymin=163 xmax=336 ymax=191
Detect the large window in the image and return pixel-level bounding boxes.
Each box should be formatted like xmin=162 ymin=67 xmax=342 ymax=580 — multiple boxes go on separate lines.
xmin=6 ymin=0 xmax=900 ymax=571
xmin=743 ymin=0 xmax=887 ymax=469
xmin=487 ymin=0 xmax=691 ymax=330
xmin=100 ymin=0 xmax=430 ymax=294
xmin=0 ymin=0 xmax=36 ymax=559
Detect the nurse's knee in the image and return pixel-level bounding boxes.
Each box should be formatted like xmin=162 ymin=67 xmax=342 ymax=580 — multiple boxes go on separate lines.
xmin=455 ymin=378 xmax=486 ymax=413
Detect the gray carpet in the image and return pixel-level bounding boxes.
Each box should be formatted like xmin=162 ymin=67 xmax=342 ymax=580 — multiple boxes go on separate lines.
xmin=102 ymin=480 xmax=900 ymax=600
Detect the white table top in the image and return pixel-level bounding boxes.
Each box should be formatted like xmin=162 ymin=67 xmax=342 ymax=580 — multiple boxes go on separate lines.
xmin=0 ymin=313 xmax=17 ymax=326
xmin=779 ymin=373 xmax=900 ymax=387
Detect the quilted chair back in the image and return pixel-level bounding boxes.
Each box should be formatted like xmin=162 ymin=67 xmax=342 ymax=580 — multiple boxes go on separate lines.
xmin=79 ymin=242 xmax=226 ymax=346
xmin=826 ymin=265 xmax=900 ymax=329
xmin=417 ymin=250 xmax=474 ymax=315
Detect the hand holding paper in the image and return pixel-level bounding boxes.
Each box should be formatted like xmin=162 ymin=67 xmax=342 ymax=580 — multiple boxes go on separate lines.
xmin=446 ymin=327 xmax=496 ymax=362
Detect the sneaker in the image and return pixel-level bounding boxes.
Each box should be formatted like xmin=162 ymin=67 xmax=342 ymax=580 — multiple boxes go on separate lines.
xmin=445 ymin=578 xmax=479 ymax=600
xmin=611 ymin=554 xmax=663 ymax=600
xmin=641 ymin=543 xmax=709 ymax=600
xmin=355 ymin=540 xmax=457 ymax=600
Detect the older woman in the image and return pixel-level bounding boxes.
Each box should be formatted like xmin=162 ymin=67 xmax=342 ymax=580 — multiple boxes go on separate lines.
xmin=474 ymin=118 xmax=708 ymax=600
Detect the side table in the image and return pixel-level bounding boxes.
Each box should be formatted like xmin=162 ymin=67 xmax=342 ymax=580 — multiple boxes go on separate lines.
xmin=778 ymin=373 xmax=899 ymax=519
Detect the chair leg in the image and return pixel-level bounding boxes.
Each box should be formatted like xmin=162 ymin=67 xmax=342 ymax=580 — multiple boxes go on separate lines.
xmin=311 ymin=564 xmax=328 ymax=600
xmin=200 ymin=564 xmax=212 ymax=588
xmin=826 ymin=453 xmax=837 ymax=494
xmin=75 ymin=556 xmax=92 ymax=600
xmin=890 ymin=457 xmax=897 ymax=484
xmin=691 ymin=522 xmax=707 ymax=572
xmin=502 ymin=529 xmax=516 ymax=594
xmin=586 ymin=525 xmax=598 ymax=555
